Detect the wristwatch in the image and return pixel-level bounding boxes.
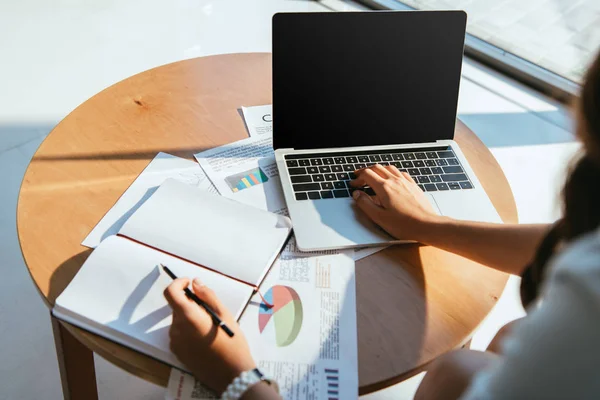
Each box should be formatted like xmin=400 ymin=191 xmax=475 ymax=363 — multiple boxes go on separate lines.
xmin=221 ymin=368 xmax=279 ymax=400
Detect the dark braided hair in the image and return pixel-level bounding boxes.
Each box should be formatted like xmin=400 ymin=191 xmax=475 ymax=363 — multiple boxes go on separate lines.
xmin=520 ymin=50 xmax=600 ymax=308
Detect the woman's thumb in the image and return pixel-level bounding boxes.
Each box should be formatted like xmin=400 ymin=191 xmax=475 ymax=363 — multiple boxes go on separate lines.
xmin=352 ymin=190 xmax=383 ymax=222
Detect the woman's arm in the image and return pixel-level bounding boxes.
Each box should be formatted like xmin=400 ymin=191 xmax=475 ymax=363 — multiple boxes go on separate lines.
xmin=164 ymin=279 xmax=281 ymax=399
xmin=351 ymin=165 xmax=550 ymax=275
xmin=420 ymin=219 xmax=549 ymax=275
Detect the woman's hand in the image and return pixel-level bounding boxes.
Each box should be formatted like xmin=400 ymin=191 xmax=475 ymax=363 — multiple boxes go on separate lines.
xmin=350 ymin=164 xmax=446 ymax=242
xmin=164 ymin=278 xmax=256 ymax=395
xmin=350 ymin=164 xmax=551 ymax=276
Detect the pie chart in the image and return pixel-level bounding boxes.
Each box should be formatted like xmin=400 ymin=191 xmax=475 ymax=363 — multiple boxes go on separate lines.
xmin=258 ymin=285 xmax=303 ymax=347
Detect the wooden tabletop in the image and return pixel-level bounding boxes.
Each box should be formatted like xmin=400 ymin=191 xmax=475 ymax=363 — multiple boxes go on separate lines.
xmin=17 ymin=53 xmax=516 ymax=394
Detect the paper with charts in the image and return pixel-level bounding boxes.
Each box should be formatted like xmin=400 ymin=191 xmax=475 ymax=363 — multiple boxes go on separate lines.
xmin=195 ymin=123 xmax=385 ymax=261
xmin=166 ymin=252 xmax=358 ymax=400
xmin=194 ymin=134 xmax=288 ymax=216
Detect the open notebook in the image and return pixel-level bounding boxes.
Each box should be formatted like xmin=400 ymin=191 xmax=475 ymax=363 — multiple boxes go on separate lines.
xmin=53 ymin=178 xmax=292 ymax=370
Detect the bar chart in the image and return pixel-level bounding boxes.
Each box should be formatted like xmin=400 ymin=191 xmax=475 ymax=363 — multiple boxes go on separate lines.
xmin=225 ymin=167 xmax=269 ymax=193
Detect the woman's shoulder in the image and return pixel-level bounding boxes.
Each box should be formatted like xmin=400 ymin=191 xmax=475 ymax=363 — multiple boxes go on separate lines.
xmin=547 ymin=228 xmax=600 ymax=299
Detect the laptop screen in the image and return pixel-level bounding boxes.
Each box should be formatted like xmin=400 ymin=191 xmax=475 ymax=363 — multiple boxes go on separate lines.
xmin=272 ymin=11 xmax=467 ymax=151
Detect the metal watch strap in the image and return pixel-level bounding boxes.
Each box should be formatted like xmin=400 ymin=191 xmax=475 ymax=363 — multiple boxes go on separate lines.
xmin=251 ymin=368 xmax=279 ymax=392
xmin=221 ymin=369 xmax=278 ymax=400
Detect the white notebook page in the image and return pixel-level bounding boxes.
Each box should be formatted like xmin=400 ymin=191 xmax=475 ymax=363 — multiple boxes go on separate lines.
xmin=118 ymin=178 xmax=292 ymax=286
xmin=54 ymin=236 xmax=253 ymax=370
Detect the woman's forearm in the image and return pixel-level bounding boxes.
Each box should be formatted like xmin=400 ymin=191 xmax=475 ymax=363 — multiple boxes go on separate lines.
xmin=419 ymin=219 xmax=550 ymax=275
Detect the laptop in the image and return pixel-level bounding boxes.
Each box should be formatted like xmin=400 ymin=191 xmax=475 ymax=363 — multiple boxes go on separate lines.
xmin=272 ymin=11 xmax=501 ymax=251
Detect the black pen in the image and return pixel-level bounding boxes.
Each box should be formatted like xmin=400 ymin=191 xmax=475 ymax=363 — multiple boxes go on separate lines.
xmin=161 ymin=264 xmax=234 ymax=338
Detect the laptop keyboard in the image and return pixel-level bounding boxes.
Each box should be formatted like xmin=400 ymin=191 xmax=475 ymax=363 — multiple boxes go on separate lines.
xmin=284 ymin=146 xmax=474 ymax=201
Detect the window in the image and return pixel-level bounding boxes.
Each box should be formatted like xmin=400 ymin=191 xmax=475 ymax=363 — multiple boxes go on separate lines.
xmin=362 ymin=0 xmax=600 ymax=98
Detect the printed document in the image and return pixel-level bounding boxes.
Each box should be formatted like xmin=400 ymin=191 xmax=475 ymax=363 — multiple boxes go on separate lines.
xmin=194 ymin=134 xmax=287 ymax=215
xmin=166 ymin=253 xmax=358 ymax=400
xmin=241 ymin=105 xmax=272 ymax=137
xmin=284 ymin=235 xmax=382 ymax=261
xmin=82 ymin=153 xmax=217 ymax=248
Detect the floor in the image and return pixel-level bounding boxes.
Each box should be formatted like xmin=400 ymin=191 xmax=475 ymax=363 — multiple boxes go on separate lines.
xmin=0 ymin=0 xmax=581 ymax=399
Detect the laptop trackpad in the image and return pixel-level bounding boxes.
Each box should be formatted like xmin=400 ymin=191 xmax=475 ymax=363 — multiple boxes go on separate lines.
xmin=426 ymin=194 xmax=443 ymax=216
xmin=292 ymin=198 xmax=395 ymax=250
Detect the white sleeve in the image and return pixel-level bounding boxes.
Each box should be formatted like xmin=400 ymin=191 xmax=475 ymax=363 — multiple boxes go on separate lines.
xmin=460 ymin=271 xmax=600 ymax=399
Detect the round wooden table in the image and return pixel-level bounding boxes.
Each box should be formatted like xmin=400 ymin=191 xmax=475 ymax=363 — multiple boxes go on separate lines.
xmin=17 ymin=53 xmax=516 ymax=399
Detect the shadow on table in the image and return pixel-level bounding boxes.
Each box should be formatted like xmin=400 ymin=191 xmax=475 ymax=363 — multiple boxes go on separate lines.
xmin=31 ymin=141 xmax=272 ymax=162
xmin=48 ymin=249 xmax=93 ymax=305
xmin=32 ymin=147 xmax=213 ymax=161
xmin=100 ymin=186 xmax=158 ymax=243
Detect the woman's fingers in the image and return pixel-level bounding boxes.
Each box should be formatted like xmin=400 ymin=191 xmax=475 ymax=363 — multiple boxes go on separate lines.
xmin=353 ymin=164 xmax=400 ymax=186
xmin=164 ymin=278 xmax=192 ymax=313
xmin=370 ymin=195 xmax=382 ymax=206
xmin=370 ymin=164 xmax=395 ymax=179
xmin=351 ymin=168 xmax=386 ymax=190
xmin=192 ymin=279 xmax=230 ymax=320
xmin=351 ymin=165 xmax=403 ymax=203
xmin=352 ymin=190 xmax=385 ymax=224
xmin=385 ymin=165 xmax=403 ymax=178
xmin=400 ymin=171 xmax=416 ymax=184
xmin=165 ymin=278 xmax=214 ymax=329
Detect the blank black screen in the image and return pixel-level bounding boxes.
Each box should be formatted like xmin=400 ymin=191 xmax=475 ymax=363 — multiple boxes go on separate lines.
xmin=272 ymin=11 xmax=467 ymax=150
